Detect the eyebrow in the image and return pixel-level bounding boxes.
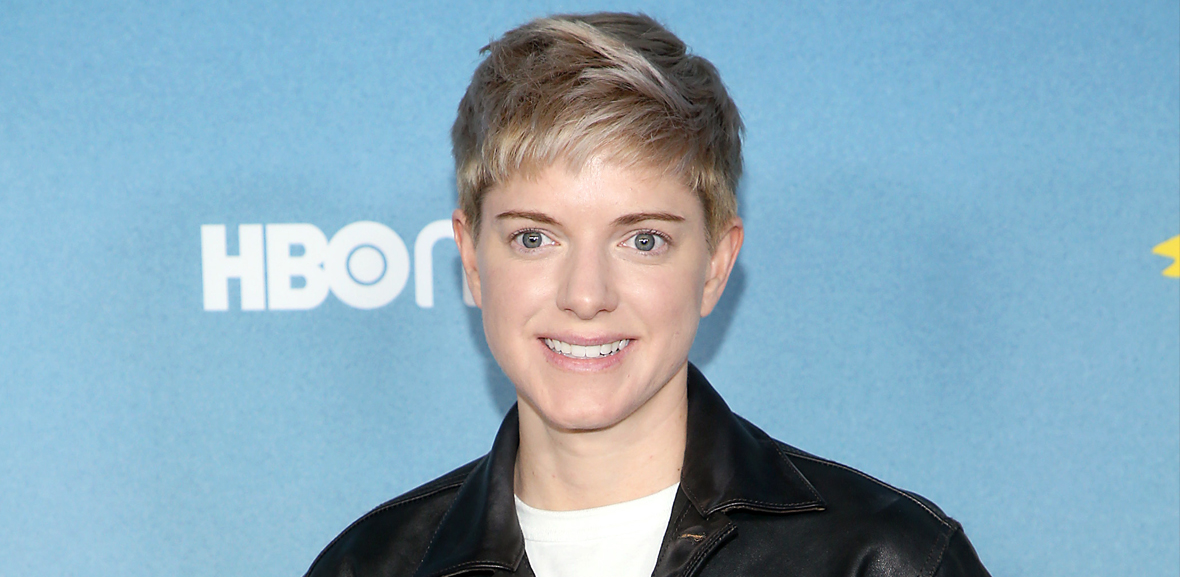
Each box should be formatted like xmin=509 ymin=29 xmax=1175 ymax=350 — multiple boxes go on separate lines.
xmin=611 ymin=212 xmax=686 ymax=226
xmin=495 ymin=210 xmax=560 ymax=225
xmin=494 ymin=210 xmax=686 ymax=227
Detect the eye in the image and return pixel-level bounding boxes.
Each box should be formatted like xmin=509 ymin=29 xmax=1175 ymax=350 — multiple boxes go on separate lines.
xmin=513 ymin=230 xmax=554 ymax=250
xmin=625 ymin=231 xmax=667 ymax=252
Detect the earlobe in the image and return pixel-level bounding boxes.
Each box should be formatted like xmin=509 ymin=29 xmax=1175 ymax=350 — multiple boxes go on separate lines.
xmin=700 ymin=218 xmax=743 ymax=317
xmin=452 ymin=209 xmax=483 ymax=308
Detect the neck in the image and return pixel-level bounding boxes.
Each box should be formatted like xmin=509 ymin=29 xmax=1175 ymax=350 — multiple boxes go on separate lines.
xmin=513 ymin=368 xmax=688 ymax=511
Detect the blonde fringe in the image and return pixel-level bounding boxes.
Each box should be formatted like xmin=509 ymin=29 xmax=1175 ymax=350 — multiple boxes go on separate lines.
xmin=452 ymin=12 xmax=742 ymax=248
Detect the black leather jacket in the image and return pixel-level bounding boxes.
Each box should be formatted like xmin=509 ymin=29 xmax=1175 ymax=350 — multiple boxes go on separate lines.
xmin=305 ymin=365 xmax=991 ymax=576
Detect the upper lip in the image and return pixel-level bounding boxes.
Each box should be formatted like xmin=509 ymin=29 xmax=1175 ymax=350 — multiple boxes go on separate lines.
xmin=540 ymin=334 xmax=634 ymax=346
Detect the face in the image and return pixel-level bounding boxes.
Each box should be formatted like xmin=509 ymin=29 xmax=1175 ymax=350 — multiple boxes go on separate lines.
xmin=453 ymin=159 xmax=742 ymax=433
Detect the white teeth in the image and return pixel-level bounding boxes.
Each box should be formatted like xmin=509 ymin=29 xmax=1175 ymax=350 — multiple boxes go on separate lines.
xmin=544 ymin=338 xmax=630 ymax=359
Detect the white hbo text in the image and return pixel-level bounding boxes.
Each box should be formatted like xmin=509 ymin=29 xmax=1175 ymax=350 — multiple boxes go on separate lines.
xmin=200 ymin=221 xmax=473 ymax=311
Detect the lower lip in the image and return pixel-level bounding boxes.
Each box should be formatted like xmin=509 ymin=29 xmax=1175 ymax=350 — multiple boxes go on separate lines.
xmin=539 ymin=339 xmax=631 ymax=372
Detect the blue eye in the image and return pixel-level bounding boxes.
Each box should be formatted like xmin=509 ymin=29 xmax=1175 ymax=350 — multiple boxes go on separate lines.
xmin=514 ymin=230 xmax=551 ymax=249
xmin=629 ymin=232 xmax=665 ymax=252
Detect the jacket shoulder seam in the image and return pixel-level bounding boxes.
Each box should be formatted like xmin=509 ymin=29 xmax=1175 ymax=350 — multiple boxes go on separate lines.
xmin=920 ymin=523 xmax=960 ymax=577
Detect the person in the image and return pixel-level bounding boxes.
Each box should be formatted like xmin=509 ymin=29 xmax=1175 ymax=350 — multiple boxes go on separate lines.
xmin=305 ymin=12 xmax=991 ymax=577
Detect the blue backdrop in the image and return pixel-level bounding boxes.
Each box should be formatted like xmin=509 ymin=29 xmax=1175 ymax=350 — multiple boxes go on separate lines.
xmin=1 ymin=1 xmax=1177 ymax=576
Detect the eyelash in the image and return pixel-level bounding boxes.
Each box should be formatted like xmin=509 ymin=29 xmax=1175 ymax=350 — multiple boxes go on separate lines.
xmin=509 ymin=228 xmax=555 ymax=251
xmin=624 ymin=229 xmax=671 ymax=253
xmin=507 ymin=228 xmax=672 ymax=253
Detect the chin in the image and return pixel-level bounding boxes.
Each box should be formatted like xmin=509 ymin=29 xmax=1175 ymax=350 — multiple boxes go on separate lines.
xmin=524 ymin=391 xmax=634 ymax=433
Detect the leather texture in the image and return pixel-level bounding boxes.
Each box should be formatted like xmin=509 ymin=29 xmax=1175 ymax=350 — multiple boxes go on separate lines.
xmin=305 ymin=365 xmax=991 ymax=577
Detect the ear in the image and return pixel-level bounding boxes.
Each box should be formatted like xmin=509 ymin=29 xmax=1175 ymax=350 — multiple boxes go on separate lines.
xmin=700 ymin=218 xmax=743 ymax=317
xmin=452 ymin=209 xmax=482 ymax=308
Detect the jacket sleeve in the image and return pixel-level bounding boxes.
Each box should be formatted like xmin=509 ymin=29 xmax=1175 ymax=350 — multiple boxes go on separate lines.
xmin=932 ymin=527 xmax=992 ymax=577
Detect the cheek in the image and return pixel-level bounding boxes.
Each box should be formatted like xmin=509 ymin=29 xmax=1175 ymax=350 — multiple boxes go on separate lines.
xmin=478 ymin=258 xmax=552 ymax=339
xmin=623 ymin=263 xmax=706 ymax=334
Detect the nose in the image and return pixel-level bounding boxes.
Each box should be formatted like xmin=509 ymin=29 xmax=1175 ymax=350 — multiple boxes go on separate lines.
xmin=556 ymin=243 xmax=618 ymax=320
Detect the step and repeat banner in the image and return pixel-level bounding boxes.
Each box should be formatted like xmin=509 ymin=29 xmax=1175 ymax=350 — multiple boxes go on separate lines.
xmin=2 ymin=1 xmax=1177 ymax=576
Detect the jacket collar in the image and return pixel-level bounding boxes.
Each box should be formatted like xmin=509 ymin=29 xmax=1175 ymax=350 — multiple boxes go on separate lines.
xmin=678 ymin=363 xmax=824 ymax=516
xmin=413 ymin=409 xmax=525 ymax=577
xmin=413 ymin=363 xmax=825 ymax=577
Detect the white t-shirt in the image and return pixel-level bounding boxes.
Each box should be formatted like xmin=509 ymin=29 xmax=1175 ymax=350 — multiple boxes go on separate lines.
xmin=514 ymin=483 xmax=679 ymax=577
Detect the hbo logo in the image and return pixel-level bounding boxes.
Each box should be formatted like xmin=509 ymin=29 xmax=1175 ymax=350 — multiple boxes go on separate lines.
xmin=200 ymin=221 xmax=473 ymax=311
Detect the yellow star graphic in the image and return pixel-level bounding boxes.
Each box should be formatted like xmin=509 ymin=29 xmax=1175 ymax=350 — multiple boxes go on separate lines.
xmin=1154 ymin=235 xmax=1180 ymax=278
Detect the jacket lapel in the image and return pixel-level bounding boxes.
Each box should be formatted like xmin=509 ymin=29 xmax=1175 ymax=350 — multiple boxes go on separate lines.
xmin=413 ymin=407 xmax=528 ymax=577
xmin=651 ymin=490 xmax=737 ymax=577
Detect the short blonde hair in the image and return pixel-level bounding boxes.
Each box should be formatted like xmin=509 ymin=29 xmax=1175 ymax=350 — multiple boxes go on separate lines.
xmin=452 ymin=12 xmax=743 ymax=247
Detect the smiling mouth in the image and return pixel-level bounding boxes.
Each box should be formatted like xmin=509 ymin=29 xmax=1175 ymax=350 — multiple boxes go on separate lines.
xmin=544 ymin=338 xmax=631 ymax=359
